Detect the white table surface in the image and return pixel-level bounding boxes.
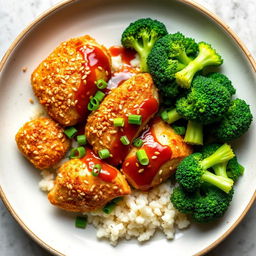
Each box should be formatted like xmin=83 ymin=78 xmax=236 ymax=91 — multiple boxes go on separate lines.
xmin=0 ymin=0 xmax=255 ymax=255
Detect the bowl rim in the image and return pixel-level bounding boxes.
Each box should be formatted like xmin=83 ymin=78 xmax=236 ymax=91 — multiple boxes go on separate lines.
xmin=0 ymin=0 xmax=255 ymax=255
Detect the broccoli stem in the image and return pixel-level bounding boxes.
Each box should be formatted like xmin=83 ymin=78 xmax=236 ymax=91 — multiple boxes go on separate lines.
xmin=177 ymin=51 xmax=193 ymax=65
xmin=200 ymin=144 xmax=235 ymax=170
xmin=165 ymin=108 xmax=182 ymax=124
xmin=213 ymin=161 xmax=228 ymax=178
xmin=184 ymin=120 xmax=203 ymax=145
xmin=202 ymin=170 xmax=234 ymax=193
xmin=175 ymin=43 xmax=223 ymax=88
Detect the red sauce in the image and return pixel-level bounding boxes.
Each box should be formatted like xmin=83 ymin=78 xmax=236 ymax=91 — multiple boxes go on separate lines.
xmin=109 ymin=46 xmax=137 ymax=65
xmin=108 ymin=98 xmax=159 ymax=166
xmin=81 ymin=148 xmax=117 ymax=183
xmin=122 ymin=125 xmax=172 ymax=190
xmin=75 ymin=45 xmax=111 ymax=117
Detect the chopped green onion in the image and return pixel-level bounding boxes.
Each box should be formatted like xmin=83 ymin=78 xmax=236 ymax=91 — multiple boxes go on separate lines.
xmin=96 ymin=79 xmax=108 ymax=89
xmin=69 ymin=146 xmax=86 ymax=159
xmin=120 ymin=135 xmax=130 ymax=145
xmin=75 ymin=216 xmax=88 ymax=229
xmin=64 ymin=127 xmax=77 ymax=139
xmin=77 ymin=135 xmax=87 ymax=145
xmin=98 ymin=148 xmax=110 ymax=159
xmin=161 ymin=110 xmax=169 ymax=122
xmin=103 ymin=202 xmax=116 ymax=214
xmin=88 ymin=97 xmax=100 ymax=111
xmin=94 ymin=91 xmax=105 ymax=102
xmin=92 ymin=164 xmax=101 ymax=177
xmin=113 ymin=117 xmax=125 ymax=127
xmin=128 ymin=114 xmax=142 ymax=125
xmin=112 ymin=197 xmax=123 ymax=204
xmin=136 ymin=149 xmax=149 ymax=166
xmin=133 ymin=138 xmax=143 ymax=148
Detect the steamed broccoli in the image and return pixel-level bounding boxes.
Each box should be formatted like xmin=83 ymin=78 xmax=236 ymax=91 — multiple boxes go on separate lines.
xmin=171 ymin=185 xmax=234 ymax=223
xmin=121 ymin=18 xmax=168 ymax=72
xmin=176 ymin=144 xmax=235 ymax=193
xmin=172 ymin=125 xmax=186 ymax=136
xmin=161 ymin=76 xmax=231 ymax=145
xmin=211 ymin=98 xmax=253 ymax=142
xmin=201 ymin=144 xmax=244 ymax=181
xmin=175 ymin=42 xmax=223 ymax=88
xmin=207 ymin=72 xmax=236 ymax=96
xmin=147 ymin=32 xmax=198 ymax=98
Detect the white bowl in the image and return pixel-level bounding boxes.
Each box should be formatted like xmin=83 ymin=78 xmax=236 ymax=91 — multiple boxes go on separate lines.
xmin=0 ymin=0 xmax=256 ymax=255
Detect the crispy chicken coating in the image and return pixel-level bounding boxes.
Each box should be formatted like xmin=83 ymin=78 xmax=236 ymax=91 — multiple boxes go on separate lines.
xmin=85 ymin=73 xmax=159 ymax=166
xmin=31 ymin=35 xmax=111 ymax=126
xmin=122 ymin=118 xmax=192 ymax=190
xmin=48 ymin=149 xmax=131 ymax=212
xmin=15 ymin=117 xmax=70 ymax=170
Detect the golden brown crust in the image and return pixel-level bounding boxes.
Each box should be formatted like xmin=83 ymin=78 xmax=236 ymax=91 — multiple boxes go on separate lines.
xmin=31 ymin=35 xmax=111 ymax=126
xmin=48 ymin=159 xmax=131 ymax=212
xmin=15 ymin=117 xmax=70 ymax=170
xmin=85 ymin=73 xmax=159 ymax=162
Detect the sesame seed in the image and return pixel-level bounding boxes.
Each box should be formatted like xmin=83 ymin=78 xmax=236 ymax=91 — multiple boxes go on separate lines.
xmin=159 ymin=169 xmax=163 ymax=175
xmin=151 ymin=156 xmax=157 ymax=159
xmin=138 ymin=168 xmax=144 ymax=173
xmin=154 ymin=151 xmax=160 ymax=155
xmin=125 ymin=162 xmax=130 ymax=167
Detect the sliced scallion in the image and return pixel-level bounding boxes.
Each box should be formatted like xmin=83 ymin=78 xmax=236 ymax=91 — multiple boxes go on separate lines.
xmin=128 ymin=114 xmax=142 ymax=125
xmin=88 ymin=97 xmax=100 ymax=111
xmin=120 ymin=135 xmax=130 ymax=145
xmin=94 ymin=91 xmax=105 ymax=102
xmin=98 ymin=148 xmax=110 ymax=159
xmin=133 ymin=138 xmax=143 ymax=148
xmin=136 ymin=149 xmax=149 ymax=166
xmin=69 ymin=146 xmax=86 ymax=159
xmin=113 ymin=117 xmax=124 ymax=127
xmin=96 ymin=79 xmax=108 ymax=90
xmin=92 ymin=164 xmax=101 ymax=177
xmin=75 ymin=216 xmax=88 ymax=229
xmin=64 ymin=127 xmax=77 ymax=139
xmin=77 ymin=135 xmax=86 ymax=145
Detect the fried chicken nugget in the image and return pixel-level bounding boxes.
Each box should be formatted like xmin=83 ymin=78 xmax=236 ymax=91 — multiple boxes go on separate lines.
xmin=85 ymin=73 xmax=159 ymax=166
xmin=31 ymin=35 xmax=111 ymax=126
xmin=48 ymin=148 xmax=131 ymax=212
xmin=15 ymin=117 xmax=70 ymax=170
xmin=122 ymin=118 xmax=192 ymax=190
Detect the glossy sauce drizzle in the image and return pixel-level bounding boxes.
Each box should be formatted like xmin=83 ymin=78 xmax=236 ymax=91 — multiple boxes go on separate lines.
xmin=75 ymin=45 xmax=111 ymax=117
xmin=122 ymin=125 xmax=172 ymax=190
xmin=109 ymin=98 xmax=159 ymax=166
xmin=109 ymin=46 xmax=137 ymax=65
xmin=81 ymin=148 xmax=117 ymax=183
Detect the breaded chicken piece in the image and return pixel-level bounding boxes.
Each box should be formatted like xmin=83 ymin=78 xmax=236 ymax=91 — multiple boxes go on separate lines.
xmin=15 ymin=117 xmax=70 ymax=170
xmin=31 ymin=35 xmax=111 ymax=126
xmin=122 ymin=118 xmax=192 ymax=190
xmin=85 ymin=73 xmax=159 ymax=166
xmin=48 ymin=149 xmax=131 ymax=212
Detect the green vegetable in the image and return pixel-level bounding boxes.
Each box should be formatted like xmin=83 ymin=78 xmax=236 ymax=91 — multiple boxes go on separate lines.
xmin=170 ymin=185 xmax=234 ymax=223
xmin=128 ymin=114 xmax=142 ymax=125
xmin=148 ymin=32 xmax=198 ymax=98
xmin=172 ymin=125 xmax=186 ymax=136
xmin=120 ymin=135 xmax=130 ymax=145
xmin=184 ymin=120 xmax=203 ymax=145
xmin=133 ymin=138 xmax=144 ymax=148
xmin=211 ymin=98 xmax=253 ymax=142
xmin=64 ymin=127 xmax=77 ymax=139
xmin=121 ymin=18 xmax=168 ymax=72
xmin=103 ymin=197 xmax=123 ymax=214
xmin=176 ymin=144 xmax=235 ymax=193
xmin=92 ymin=164 xmax=101 ymax=177
xmin=94 ymin=91 xmax=105 ymax=102
xmin=69 ymin=146 xmax=86 ymax=159
xmin=88 ymin=97 xmax=100 ymax=111
xmin=113 ymin=117 xmax=125 ymax=127
xmin=76 ymin=135 xmax=86 ymax=145
xmin=175 ymin=42 xmax=223 ymax=88
xmin=96 ymin=79 xmax=108 ymax=89
xmin=75 ymin=216 xmax=88 ymax=228
xmin=136 ymin=149 xmax=149 ymax=166
xmin=98 ymin=149 xmax=110 ymax=159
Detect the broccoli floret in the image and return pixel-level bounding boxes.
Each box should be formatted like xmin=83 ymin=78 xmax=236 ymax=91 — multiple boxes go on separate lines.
xmin=172 ymin=125 xmax=186 ymax=136
xmin=147 ymin=32 xmax=198 ymax=97
xmin=207 ymin=72 xmax=236 ymax=96
xmin=201 ymin=144 xmax=244 ymax=182
xmin=226 ymin=157 xmax=244 ymax=181
xmin=176 ymin=144 xmax=235 ymax=193
xmin=193 ymin=186 xmax=234 ymax=223
xmin=121 ymin=18 xmax=168 ymax=72
xmin=175 ymin=42 xmax=223 ymax=88
xmin=159 ymin=80 xmax=181 ymax=100
xmin=211 ymin=98 xmax=253 ymax=142
xmin=170 ymin=186 xmax=197 ymax=214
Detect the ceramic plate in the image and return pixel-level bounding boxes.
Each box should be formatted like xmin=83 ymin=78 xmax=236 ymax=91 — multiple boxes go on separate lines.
xmin=0 ymin=0 xmax=256 ymax=255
